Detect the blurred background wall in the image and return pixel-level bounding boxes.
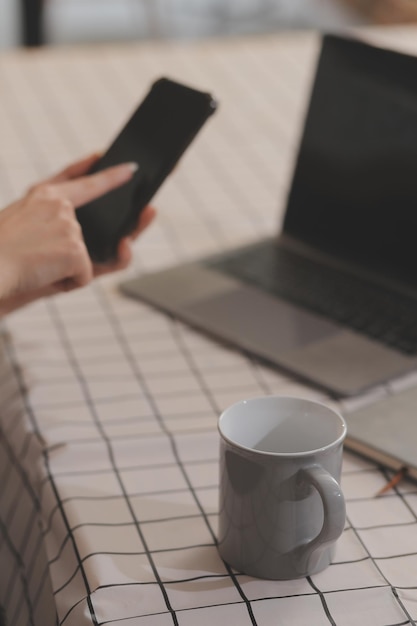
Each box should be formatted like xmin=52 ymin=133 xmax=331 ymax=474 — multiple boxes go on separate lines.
xmin=42 ymin=0 xmax=362 ymax=45
xmin=0 ymin=0 xmax=20 ymax=48
xmin=1 ymin=0 xmax=364 ymax=49
xmin=2 ymin=0 xmax=417 ymax=49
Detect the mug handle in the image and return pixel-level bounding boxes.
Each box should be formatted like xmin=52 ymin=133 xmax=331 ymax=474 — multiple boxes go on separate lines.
xmin=295 ymin=465 xmax=346 ymax=575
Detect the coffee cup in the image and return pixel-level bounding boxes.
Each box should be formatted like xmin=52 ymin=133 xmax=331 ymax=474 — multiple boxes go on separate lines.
xmin=217 ymin=395 xmax=346 ymax=579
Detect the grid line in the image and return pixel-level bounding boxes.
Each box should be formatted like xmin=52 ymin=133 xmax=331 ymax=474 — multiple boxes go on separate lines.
xmin=1 ymin=31 xmax=417 ymax=626
xmin=95 ymin=283 xmax=259 ymax=626
xmin=47 ymin=298 xmax=181 ymax=624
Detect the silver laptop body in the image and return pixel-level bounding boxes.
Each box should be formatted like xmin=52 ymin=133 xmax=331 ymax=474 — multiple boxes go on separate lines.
xmin=121 ymin=34 xmax=417 ymax=398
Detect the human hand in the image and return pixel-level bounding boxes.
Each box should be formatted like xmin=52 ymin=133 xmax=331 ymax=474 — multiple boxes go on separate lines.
xmin=0 ymin=154 xmax=156 ymax=315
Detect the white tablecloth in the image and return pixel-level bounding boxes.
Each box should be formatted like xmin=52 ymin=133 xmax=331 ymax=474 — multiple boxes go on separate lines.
xmin=0 ymin=26 xmax=417 ymax=626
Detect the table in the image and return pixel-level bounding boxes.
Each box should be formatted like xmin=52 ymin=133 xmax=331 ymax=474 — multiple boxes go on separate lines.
xmin=0 ymin=27 xmax=417 ymax=626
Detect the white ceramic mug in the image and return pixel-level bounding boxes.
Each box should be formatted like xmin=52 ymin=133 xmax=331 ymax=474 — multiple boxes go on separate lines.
xmin=217 ymin=395 xmax=346 ymax=579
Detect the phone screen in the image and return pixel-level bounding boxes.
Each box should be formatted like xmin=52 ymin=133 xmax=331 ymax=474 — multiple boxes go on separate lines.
xmin=77 ymin=77 xmax=218 ymax=263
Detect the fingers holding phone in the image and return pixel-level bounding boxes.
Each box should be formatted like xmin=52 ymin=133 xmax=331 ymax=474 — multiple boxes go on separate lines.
xmin=93 ymin=205 xmax=157 ymax=277
xmin=0 ymin=160 xmax=145 ymax=303
xmin=0 ymin=76 xmax=217 ymax=315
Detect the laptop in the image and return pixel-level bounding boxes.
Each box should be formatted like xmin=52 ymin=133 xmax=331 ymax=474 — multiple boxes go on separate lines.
xmin=121 ymin=34 xmax=417 ymax=399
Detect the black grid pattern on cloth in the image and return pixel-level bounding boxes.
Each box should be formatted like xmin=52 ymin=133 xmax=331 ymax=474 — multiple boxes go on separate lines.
xmin=0 ymin=29 xmax=417 ymax=626
xmin=0 ymin=376 xmax=57 ymax=626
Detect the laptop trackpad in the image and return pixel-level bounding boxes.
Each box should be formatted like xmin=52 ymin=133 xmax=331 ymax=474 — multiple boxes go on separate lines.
xmin=185 ymin=286 xmax=339 ymax=354
xmin=186 ymin=287 xmax=415 ymax=396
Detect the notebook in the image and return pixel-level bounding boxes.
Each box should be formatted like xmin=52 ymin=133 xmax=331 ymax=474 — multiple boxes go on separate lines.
xmin=121 ymin=33 xmax=417 ymax=399
xmin=341 ymin=382 xmax=417 ymax=481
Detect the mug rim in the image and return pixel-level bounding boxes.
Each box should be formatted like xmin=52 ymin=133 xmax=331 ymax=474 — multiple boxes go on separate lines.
xmin=217 ymin=394 xmax=347 ymax=458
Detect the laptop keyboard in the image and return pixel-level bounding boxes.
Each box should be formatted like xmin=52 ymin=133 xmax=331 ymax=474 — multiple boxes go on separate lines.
xmin=205 ymin=240 xmax=417 ymax=355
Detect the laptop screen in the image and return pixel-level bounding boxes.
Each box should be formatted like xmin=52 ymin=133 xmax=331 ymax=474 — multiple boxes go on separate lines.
xmin=283 ymin=34 xmax=417 ymax=287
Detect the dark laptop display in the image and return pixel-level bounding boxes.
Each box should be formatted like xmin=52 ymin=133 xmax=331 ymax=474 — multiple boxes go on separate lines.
xmin=285 ymin=34 xmax=417 ymax=283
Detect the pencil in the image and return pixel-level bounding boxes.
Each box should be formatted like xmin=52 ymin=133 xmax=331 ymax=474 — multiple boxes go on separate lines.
xmin=375 ymin=467 xmax=408 ymax=496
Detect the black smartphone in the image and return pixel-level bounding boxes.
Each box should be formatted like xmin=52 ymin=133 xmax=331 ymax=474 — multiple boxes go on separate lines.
xmin=76 ymin=77 xmax=218 ymax=263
